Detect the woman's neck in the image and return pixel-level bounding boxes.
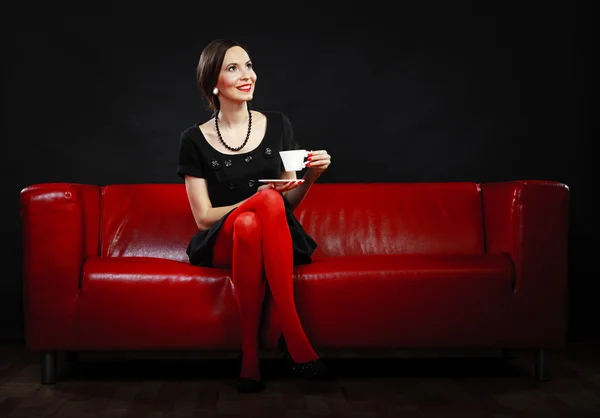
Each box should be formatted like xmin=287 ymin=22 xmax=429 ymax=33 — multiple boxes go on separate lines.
xmin=217 ymin=102 xmax=249 ymax=129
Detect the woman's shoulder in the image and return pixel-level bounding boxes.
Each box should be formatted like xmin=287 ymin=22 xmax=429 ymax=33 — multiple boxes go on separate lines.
xmin=179 ymin=124 xmax=209 ymax=157
xmin=181 ymin=123 xmax=202 ymax=140
xmin=181 ymin=120 xmax=215 ymax=147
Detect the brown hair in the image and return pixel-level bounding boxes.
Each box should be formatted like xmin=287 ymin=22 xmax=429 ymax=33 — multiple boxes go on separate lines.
xmin=196 ymin=38 xmax=249 ymax=114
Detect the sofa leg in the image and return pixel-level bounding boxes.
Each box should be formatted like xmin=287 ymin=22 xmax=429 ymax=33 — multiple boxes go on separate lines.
xmin=41 ymin=351 xmax=57 ymax=385
xmin=535 ymin=349 xmax=551 ymax=382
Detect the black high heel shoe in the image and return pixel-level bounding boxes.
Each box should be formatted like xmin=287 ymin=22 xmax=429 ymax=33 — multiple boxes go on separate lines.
xmin=236 ymin=353 xmax=265 ymax=393
xmin=277 ymin=335 xmax=329 ymax=379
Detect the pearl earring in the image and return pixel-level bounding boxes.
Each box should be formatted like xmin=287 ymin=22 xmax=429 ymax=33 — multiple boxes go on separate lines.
xmin=212 ymin=87 xmax=219 ymax=95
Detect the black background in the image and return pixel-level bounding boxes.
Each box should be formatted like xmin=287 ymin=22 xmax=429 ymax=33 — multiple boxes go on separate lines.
xmin=4 ymin=6 xmax=596 ymax=341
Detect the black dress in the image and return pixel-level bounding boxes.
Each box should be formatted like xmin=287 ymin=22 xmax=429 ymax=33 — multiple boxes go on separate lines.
xmin=176 ymin=110 xmax=317 ymax=267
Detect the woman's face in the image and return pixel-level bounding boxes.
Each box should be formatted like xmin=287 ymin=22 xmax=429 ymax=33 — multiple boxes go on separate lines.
xmin=216 ymin=46 xmax=257 ymax=105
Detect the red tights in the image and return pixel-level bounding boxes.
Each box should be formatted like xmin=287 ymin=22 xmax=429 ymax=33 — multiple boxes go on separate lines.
xmin=212 ymin=189 xmax=318 ymax=380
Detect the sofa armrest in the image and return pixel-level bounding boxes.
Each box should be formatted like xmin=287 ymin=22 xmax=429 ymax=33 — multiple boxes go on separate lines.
xmin=481 ymin=180 xmax=570 ymax=343
xmin=20 ymin=183 xmax=100 ymax=350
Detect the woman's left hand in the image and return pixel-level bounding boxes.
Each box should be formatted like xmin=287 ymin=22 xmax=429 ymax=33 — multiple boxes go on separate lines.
xmin=306 ymin=150 xmax=331 ymax=176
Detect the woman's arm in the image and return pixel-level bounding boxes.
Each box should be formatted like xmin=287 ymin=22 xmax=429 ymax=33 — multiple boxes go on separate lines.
xmin=282 ymin=149 xmax=331 ymax=211
xmin=184 ymin=176 xmax=242 ymax=230
xmin=281 ymin=169 xmax=319 ymax=211
xmin=185 ymin=176 xmax=271 ymax=230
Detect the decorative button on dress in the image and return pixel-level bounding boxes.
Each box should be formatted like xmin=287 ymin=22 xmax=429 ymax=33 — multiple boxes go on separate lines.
xmin=176 ymin=111 xmax=317 ymax=267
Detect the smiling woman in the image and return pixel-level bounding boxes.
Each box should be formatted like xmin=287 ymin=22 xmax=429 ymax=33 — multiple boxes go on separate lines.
xmin=176 ymin=38 xmax=331 ymax=393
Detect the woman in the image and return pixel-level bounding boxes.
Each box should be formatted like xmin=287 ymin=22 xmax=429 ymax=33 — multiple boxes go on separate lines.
xmin=176 ymin=39 xmax=331 ymax=393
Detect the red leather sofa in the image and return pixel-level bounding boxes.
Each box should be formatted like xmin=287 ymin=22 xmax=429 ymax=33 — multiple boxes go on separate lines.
xmin=19 ymin=180 xmax=569 ymax=384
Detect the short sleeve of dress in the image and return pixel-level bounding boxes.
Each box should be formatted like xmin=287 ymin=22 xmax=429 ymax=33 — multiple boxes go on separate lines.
xmin=177 ymin=130 xmax=205 ymax=179
xmin=281 ymin=113 xmax=301 ymax=151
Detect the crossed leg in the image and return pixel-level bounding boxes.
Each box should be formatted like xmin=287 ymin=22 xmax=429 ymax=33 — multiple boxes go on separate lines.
xmin=212 ymin=189 xmax=318 ymax=381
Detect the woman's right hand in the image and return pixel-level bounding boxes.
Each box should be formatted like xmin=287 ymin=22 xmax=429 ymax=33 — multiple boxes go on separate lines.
xmin=256 ymin=180 xmax=303 ymax=193
xmin=257 ymin=183 xmax=275 ymax=192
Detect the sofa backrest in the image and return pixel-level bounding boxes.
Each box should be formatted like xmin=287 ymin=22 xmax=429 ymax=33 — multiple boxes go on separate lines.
xmin=99 ymin=182 xmax=485 ymax=263
xmin=295 ymin=182 xmax=485 ymax=258
xmin=100 ymin=184 xmax=196 ymax=263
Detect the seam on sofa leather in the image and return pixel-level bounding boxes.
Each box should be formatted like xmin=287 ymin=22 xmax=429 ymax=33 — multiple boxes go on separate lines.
xmin=502 ymin=251 xmax=517 ymax=290
xmin=95 ymin=187 xmax=102 ymax=258
xmin=77 ymin=260 xmax=84 ymax=290
xmin=477 ymin=183 xmax=487 ymax=254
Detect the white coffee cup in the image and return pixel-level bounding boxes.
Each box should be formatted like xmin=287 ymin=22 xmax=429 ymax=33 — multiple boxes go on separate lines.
xmin=279 ymin=149 xmax=309 ymax=171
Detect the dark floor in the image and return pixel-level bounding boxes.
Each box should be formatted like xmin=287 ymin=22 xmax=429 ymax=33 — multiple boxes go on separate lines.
xmin=0 ymin=342 xmax=599 ymax=417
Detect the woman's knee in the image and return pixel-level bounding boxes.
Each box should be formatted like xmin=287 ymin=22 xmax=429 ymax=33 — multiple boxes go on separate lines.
xmin=233 ymin=212 xmax=261 ymax=243
xmin=254 ymin=189 xmax=285 ymax=213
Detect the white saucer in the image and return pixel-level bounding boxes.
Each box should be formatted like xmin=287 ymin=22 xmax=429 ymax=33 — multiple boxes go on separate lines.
xmin=258 ymin=179 xmax=305 ymax=183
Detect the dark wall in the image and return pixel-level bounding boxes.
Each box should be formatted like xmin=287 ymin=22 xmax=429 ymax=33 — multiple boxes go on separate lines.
xmin=5 ymin=9 xmax=596 ymax=341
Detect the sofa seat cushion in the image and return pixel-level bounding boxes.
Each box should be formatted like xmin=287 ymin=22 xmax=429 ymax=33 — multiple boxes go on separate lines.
xmin=283 ymin=254 xmax=516 ymax=348
xmin=76 ymin=256 xmax=240 ymax=349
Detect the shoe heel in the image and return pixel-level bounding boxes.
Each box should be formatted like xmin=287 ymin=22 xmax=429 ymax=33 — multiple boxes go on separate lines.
xmin=277 ymin=335 xmax=329 ymax=379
